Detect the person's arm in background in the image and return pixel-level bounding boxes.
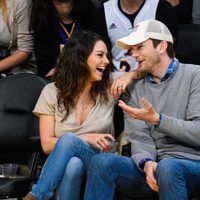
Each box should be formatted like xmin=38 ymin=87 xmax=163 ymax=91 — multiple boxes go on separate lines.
xmin=0 ymin=0 xmax=33 ymax=72
xmin=0 ymin=52 xmax=30 ymax=72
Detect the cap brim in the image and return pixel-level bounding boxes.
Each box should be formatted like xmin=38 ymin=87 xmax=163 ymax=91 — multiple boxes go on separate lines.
xmin=117 ymin=34 xmax=149 ymax=50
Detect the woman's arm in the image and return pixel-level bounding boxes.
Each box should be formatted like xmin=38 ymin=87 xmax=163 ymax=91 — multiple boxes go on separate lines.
xmin=79 ymin=133 xmax=115 ymax=151
xmin=40 ymin=114 xmax=58 ymax=155
xmin=110 ymin=70 xmax=142 ymax=98
xmin=0 ymin=51 xmax=30 ymax=72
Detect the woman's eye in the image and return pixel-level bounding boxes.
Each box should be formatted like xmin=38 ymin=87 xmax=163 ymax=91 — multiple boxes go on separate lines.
xmin=97 ymin=54 xmax=103 ymax=57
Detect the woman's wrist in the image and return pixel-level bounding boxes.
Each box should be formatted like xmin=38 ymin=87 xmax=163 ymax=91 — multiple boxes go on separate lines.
xmin=79 ymin=134 xmax=88 ymax=142
xmin=132 ymin=70 xmax=142 ymax=80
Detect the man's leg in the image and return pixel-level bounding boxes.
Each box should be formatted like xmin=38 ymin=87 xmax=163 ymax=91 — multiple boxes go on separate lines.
xmin=156 ymin=158 xmax=200 ymax=200
xmin=84 ymin=153 xmax=156 ymax=200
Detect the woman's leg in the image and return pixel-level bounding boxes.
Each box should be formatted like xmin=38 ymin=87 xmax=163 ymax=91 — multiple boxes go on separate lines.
xmin=28 ymin=133 xmax=98 ymax=200
xmin=56 ymin=157 xmax=85 ymax=200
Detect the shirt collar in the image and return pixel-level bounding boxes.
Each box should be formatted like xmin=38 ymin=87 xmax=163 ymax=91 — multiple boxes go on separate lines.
xmin=146 ymin=59 xmax=178 ymax=83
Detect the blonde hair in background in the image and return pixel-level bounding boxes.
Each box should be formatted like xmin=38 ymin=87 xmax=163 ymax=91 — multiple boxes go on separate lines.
xmin=0 ymin=0 xmax=11 ymax=32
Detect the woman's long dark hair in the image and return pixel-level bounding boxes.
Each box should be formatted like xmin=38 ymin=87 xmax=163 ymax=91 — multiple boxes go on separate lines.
xmin=53 ymin=30 xmax=112 ymax=120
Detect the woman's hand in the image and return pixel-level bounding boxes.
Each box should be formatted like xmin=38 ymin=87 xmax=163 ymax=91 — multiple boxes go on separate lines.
xmin=79 ymin=133 xmax=115 ymax=151
xmin=110 ymin=70 xmax=143 ymax=98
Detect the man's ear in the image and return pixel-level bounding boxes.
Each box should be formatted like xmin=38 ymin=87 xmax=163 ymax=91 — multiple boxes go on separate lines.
xmin=158 ymin=41 xmax=168 ymax=54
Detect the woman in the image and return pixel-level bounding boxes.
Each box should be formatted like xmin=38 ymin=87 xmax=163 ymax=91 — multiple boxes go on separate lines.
xmin=24 ymin=30 xmax=138 ymax=200
xmin=0 ymin=0 xmax=36 ymax=77
xmin=30 ymin=0 xmax=82 ymax=78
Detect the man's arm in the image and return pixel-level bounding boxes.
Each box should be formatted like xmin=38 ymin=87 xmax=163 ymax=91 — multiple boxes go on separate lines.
xmin=120 ymin=69 xmax=200 ymax=147
xmin=122 ymin=88 xmax=157 ymax=168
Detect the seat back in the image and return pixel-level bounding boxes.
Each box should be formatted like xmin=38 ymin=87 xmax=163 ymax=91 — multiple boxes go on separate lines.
xmin=176 ymin=24 xmax=200 ymax=65
xmin=0 ymin=74 xmax=48 ymax=198
xmin=0 ymin=73 xmax=47 ymax=162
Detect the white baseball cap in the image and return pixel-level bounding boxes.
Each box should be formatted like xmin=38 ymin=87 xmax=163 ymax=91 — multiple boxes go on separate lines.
xmin=117 ymin=19 xmax=173 ymax=50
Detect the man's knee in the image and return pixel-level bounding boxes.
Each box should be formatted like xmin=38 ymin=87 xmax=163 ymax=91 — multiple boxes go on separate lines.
xmin=89 ymin=154 xmax=117 ymax=175
xmin=156 ymin=158 xmax=184 ymax=185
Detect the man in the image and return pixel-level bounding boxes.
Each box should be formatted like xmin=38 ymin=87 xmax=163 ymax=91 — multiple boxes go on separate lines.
xmin=84 ymin=19 xmax=200 ymax=200
xmin=87 ymin=0 xmax=178 ymax=72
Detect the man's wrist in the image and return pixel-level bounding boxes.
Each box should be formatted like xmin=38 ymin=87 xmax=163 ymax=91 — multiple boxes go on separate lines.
xmin=148 ymin=112 xmax=159 ymax=125
xmin=156 ymin=113 xmax=162 ymax=127
xmin=139 ymin=158 xmax=153 ymax=170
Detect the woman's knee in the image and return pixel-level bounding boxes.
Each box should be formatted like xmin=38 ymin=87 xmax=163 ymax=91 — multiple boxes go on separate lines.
xmin=64 ymin=157 xmax=85 ymax=180
xmin=56 ymin=133 xmax=78 ymax=149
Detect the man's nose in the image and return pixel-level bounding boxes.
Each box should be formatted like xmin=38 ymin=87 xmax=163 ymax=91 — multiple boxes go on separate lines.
xmin=131 ymin=49 xmax=139 ymax=58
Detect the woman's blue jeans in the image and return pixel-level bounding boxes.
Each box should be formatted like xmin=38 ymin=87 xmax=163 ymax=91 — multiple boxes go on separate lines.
xmin=31 ymin=132 xmax=99 ymax=200
xmin=84 ymin=154 xmax=200 ymax=200
xmin=56 ymin=157 xmax=84 ymax=200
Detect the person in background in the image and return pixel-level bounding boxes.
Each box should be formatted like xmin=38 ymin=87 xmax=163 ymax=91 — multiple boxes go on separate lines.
xmin=24 ymin=30 xmax=140 ymax=200
xmin=166 ymin=0 xmax=193 ymax=24
xmin=84 ymin=19 xmax=200 ymax=200
xmin=192 ymin=0 xmax=200 ymax=25
xmin=30 ymin=0 xmax=81 ymax=78
xmin=0 ymin=0 xmax=36 ymax=78
xmin=87 ymin=0 xmax=179 ymax=72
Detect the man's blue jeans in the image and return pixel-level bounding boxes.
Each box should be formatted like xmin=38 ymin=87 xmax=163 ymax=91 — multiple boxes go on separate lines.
xmin=31 ymin=133 xmax=99 ymax=200
xmin=84 ymin=154 xmax=200 ymax=200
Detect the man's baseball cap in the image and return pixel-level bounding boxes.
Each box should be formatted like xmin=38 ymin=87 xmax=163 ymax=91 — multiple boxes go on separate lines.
xmin=117 ymin=19 xmax=173 ymax=50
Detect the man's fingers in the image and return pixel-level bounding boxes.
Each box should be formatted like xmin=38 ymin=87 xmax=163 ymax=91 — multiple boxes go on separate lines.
xmin=118 ymin=100 xmax=126 ymax=107
xmin=118 ymin=100 xmax=139 ymax=118
xmin=147 ymin=180 xmax=158 ymax=192
xmin=146 ymin=173 xmax=158 ymax=192
xmin=145 ymin=162 xmax=158 ymax=192
xmin=118 ymin=100 xmax=132 ymax=111
xmin=118 ymin=100 xmax=131 ymax=112
xmin=141 ymin=98 xmax=153 ymax=110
